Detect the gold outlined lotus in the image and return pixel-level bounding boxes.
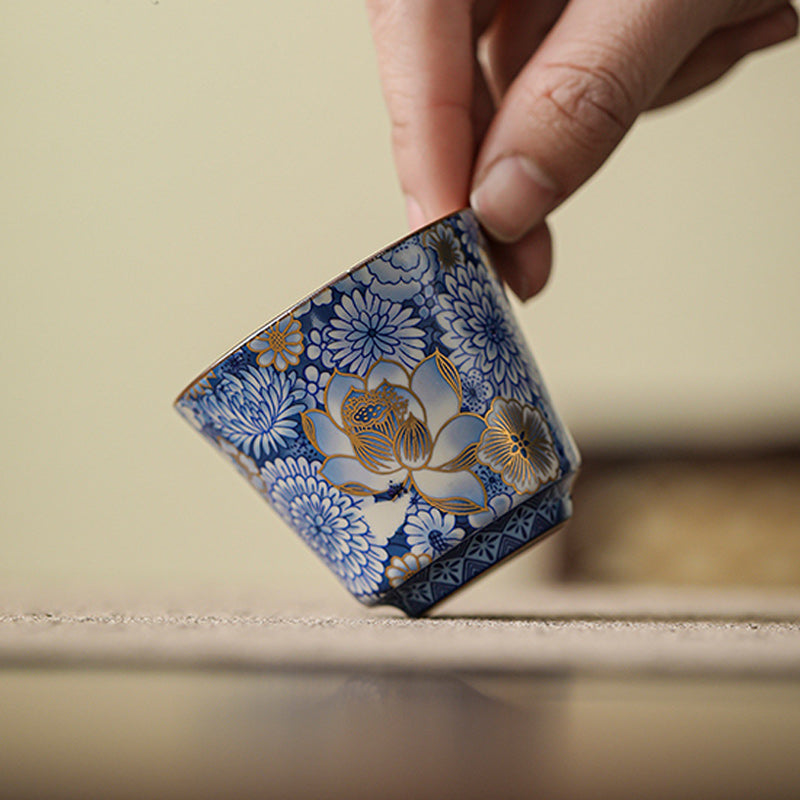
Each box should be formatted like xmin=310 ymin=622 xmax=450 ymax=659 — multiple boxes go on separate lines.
xmin=302 ymin=352 xmax=488 ymax=515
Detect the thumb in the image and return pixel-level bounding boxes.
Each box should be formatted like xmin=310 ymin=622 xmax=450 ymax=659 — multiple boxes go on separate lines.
xmin=470 ymin=0 xmax=725 ymax=243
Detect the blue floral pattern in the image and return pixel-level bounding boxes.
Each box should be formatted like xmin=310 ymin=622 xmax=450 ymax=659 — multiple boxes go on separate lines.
xmin=385 ymin=478 xmax=573 ymax=616
xmin=299 ymin=364 xmax=331 ymax=407
xmin=326 ymin=289 xmax=426 ymax=373
xmin=194 ymin=366 xmax=307 ymax=459
xmin=461 ymin=368 xmax=494 ymax=414
xmin=353 ymin=240 xmax=432 ymax=301
xmin=404 ymin=508 xmax=465 ymax=558
xmin=452 ymin=210 xmax=485 ymax=261
xmin=305 ymin=327 xmax=335 ymax=370
xmin=175 ymin=209 xmax=580 ymax=614
xmin=437 ymin=263 xmax=534 ymax=401
xmin=261 ymin=457 xmax=385 ymax=597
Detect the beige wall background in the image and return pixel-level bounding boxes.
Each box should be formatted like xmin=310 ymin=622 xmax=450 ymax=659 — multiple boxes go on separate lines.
xmin=2 ymin=2 xmax=798 ymax=593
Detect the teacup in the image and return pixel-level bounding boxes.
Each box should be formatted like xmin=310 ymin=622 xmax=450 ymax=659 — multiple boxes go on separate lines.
xmin=175 ymin=209 xmax=580 ymax=616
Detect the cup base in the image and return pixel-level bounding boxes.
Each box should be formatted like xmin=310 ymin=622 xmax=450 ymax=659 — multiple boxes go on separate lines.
xmin=373 ymin=476 xmax=575 ymax=617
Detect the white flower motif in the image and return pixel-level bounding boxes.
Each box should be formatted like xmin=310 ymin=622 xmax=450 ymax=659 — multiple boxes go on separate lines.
xmin=461 ymin=368 xmax=493 ymax=413
xmin=302 ymin=352 xmax=488 ymax=515
xmin=305 ymin=327 xmax=335 ymax=369
xmin=385 ymin=552 xmax=432 ymax=588
xmin=437 ymin=265 xmax=533 ymax=400
xmin=248 ymin=314 xmax=303 ymax=372
xmin=405 ymin=508 xmax=465 ymax=558
xmin=300 ymin=364 xmax=331 ymax=407
xmin=197 ymin=366 xmax=307 ymax=461
xmin=353 ymin=240 xmax=432 ymax=301
xmin=326 ymin=289 xmax=426 ymax=373
xmin=261 ymin=457 xmax=386 ymax=597
xmin=477 ymin=398 xmax=560 ymax=494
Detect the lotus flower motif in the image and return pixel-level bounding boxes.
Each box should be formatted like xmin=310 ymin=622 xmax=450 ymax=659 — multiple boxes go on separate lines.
xmin=302 ymin=352 xmax=488 ymax=514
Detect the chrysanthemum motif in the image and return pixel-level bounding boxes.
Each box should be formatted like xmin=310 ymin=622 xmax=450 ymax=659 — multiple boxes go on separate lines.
xmin=385 ymin=552 xmax=433 ymax=588
xmin=437 ymin=265 xmax=533 ymax=400
xmin=197 ymin=366 xmax=307 ymax=461
xmin=404 ymin=508 xmax=465 ymax=558
xmin=477 ymin=398 xmax=559 ymax=494
xmin=248 ymin=314 xmax=303 ymax=372
xmin=262 ymin=457 xmax=386 ymax=597
xmin=326 ymin=289 xmax=426 ymax=373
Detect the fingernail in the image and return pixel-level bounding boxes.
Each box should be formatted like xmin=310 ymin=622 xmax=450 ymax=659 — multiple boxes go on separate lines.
xmin=405 ymin=195 xmax=426 ymax=231
xmin=470 ymin=155 xmax=558 ymax=243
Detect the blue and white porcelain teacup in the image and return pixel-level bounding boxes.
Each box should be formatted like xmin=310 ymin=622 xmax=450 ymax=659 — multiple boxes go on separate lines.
xmin=175 ymin=209 xmax=580 ymax=616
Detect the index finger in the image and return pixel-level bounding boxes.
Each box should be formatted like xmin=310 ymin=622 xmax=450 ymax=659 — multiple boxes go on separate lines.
xmin=367 ymin=0 xmax=486 ymax=227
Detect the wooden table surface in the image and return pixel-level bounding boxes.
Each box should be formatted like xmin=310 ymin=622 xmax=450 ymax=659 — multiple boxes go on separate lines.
xmin=2 ymin=584 xmax=799 ymax=800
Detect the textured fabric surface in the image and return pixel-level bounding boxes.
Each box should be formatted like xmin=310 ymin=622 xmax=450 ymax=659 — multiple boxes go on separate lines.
xmin=3 ymin=585 xmax=799 ymax=676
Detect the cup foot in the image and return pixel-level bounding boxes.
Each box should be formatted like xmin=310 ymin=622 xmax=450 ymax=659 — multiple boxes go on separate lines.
xmin=375 ymin=476 xmax=575 ymax=617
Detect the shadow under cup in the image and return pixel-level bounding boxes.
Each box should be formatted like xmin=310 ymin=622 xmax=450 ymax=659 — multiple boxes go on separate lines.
xmin=175 ymin=210 xmax=580 ymax=616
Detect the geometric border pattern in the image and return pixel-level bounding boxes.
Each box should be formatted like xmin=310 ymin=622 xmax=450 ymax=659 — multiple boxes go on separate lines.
xmin=373 ymin=475 xmax=575 ymax=617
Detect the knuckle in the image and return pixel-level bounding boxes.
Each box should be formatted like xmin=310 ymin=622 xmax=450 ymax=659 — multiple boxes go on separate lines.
xmin=387 ymin=92 xmax=467 ymax=150
xmin=531 ymin=59 xmax=638 ymax=151
xmin=389 ymin=112 xmax=413 ymax=154
xmin=382 ymin=86 xmax=418 ymax=154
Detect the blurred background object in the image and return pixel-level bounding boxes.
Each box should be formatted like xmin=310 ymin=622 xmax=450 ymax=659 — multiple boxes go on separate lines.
xmin=2 ymin=1 xmax=798 ymax=596
xmin=563 ymin=448 xmax=800 ymax=586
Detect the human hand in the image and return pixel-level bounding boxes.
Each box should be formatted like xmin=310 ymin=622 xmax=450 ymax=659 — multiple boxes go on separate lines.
xmin=367 ymin=0 xmax=797 ymax=299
